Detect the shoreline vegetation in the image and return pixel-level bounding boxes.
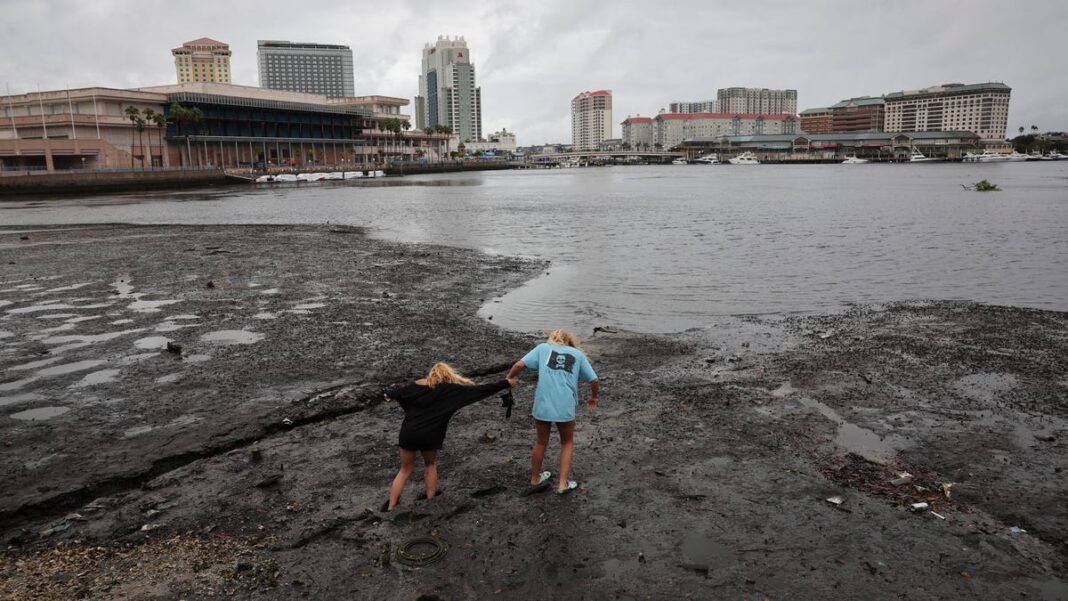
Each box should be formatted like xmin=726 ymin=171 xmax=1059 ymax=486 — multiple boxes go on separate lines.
xmin=0 ymin=224 xmax=1065 ymax=600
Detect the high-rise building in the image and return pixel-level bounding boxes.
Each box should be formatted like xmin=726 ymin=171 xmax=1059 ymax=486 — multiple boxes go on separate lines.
xmin=415 ymin=36 xmax=482 ymax=142
xmin=669 ymin=100 xmax=717 ymax=114
xmin=883 ymin=82 xmax=1010 ymax=141
xmin=654 ymin=112 xmax=797 ymax=150
xmin=571 ymin=90 xmax=613 ymax=151
xmin=257 ymin=40 xmax=355 ymax=98
xmin=717 ymin=87 xmax=797 ymax=115
xmin=172 ymin=38 xmax=232 ymax=84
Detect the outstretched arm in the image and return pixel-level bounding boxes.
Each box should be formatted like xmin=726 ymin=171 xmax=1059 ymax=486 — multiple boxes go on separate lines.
xmin=506 ymin=360 xmax=526 ymax=381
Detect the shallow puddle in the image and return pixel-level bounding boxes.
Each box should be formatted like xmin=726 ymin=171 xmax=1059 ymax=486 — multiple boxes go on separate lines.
xmin=155 ymin=321 xmax=196 ymax=332
xmin=128 ymin=299 xmax=182 ymax=313
xmin=0 ymin=392 xmax=43 ymax=408
xmin=112 ymin=280 xmax=135 ymax=297
xmin=253 ymin=312 xmax=277 ymax=320
xmin=134 ymin=336 xmax=172 ymax=350
xmin=120 ymin=352 xmax=159 ymax=364
xmin=799 ymin=397 xmax=909 ymax=462
xmin=0 ymin=376 xmax=38 ymax=392
xmin=72 ymin=369 xmax=120 ymax=388
xmin=37 ymin=359 xmax=108 ymax=378
xmin=183 ymin=354 xmax=211 ymax=363
xmin=7 ymin=357 xmax=62 ymax=371
xmin=10 ymin=406 xmax=70 ymax=421
xmin=292 ymin=302 xmax=326 ymax=310
xmin=156 ymin=373 xmax=182 ymax=384
xmin=200 ymin=330 xmax=264 ymax=345
xmin=46 ymin=282 xmax=94 ymax=292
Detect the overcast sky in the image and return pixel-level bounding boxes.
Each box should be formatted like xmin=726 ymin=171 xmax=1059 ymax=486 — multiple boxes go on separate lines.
xmin=2 ymin=0 xmax=1065 ymax=145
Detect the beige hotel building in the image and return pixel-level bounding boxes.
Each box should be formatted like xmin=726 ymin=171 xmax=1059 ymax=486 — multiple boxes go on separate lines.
xmin=883 ymin=82 xmax=1010 ymax=142
xmin=172 ymin=38 xmax=232 ymax=84
xmin=571 ymin=90 xmax=613 ymax=151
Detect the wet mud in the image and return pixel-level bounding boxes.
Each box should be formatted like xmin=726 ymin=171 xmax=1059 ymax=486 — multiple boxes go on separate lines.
xmin=1 ymin=225 xmax=1066 ymax=600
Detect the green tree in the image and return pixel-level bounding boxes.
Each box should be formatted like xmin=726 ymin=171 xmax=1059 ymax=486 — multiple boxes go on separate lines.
xmin=124 ymin=106 xmax=141 ymax=169
xmin=151 ymin=113 xmax=167 ymax=167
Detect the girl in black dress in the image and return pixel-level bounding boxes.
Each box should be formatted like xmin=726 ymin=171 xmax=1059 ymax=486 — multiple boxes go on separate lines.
xmin=384 ymin=362 xmax=515 ymax=511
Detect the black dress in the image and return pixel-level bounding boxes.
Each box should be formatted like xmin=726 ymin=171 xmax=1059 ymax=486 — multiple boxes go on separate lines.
xmin=387 ymin=380 xmax=510 ymax=451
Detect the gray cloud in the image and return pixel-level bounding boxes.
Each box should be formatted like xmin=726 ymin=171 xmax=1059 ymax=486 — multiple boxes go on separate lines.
xmin=1 ymin=0 xmax=1064 ymax=145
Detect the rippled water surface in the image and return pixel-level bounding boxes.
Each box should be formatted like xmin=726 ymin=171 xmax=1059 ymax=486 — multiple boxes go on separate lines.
xmin=2 ymin=163 xmax=1066 ymax=333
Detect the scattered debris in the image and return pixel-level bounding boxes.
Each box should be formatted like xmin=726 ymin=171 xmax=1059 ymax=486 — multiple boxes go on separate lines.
xmin=395 ymin=537 xmax=449 ymax=567
xmin=941 ymin=483 xmax=953 ymax=500
xmin=281 ymin=418 xmax=294 ymax=426
xmin=909 ymin=502 xmax=929 ymax=512
xmin=205 ymin=280 xmax=216 ymax=289
xmin=890 ymin=472 xmax=913 ymax=486
xmin=1008 ymin=526 xmax=1027 ymax=535
xmin=972 ymin=179 xmax=1001 ymax=192
xmin=165 ymin=341 xmax=183 ymax=355
xmin=480 ymin=430 xmax=498 ymax=443
xmin=254 ymin=474 xmax=282 ymax=488
xmin=930 ymin=511 xmax=946 ymax=520
xmin=826 ymin=496 xmax=844 ymax=506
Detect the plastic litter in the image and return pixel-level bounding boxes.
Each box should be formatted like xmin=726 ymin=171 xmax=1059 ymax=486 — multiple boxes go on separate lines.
xmin=931 ymin=511 xmax=946 ymax=520
xmin=1008 ymin=526 xmax=1026 ymax=535
xmin=890 ymin=472 xmax=913 ymax=486
xmin=941 ymin=483 xmax=953 ymax=500
xmin=909 ymin=502 xmax=929 ymax=512
xmin=826 ymin=496 xmax=844 ymax=506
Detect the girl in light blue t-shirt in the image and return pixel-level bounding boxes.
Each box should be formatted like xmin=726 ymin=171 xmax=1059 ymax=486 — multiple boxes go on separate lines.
xmin=507 ymin=329 xmax=601 ymax=495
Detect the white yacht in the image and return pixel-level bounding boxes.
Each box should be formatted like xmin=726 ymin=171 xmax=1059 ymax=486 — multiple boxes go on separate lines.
xmin=964 ymin=150 xmax=1009 ymax=163
xmin=1047 ymin=151 xmax=1068 ymax=160
xmin=728 ymin=152 xmax=760 ymax=165
xmin=694 ymin=153 xmax=720 ymax=164
xmin=842 ymin=155 xmax=869 ymax=164
xmin=671 ymin=157 xmax=688 ymax=165
xmin=1006 ymin=152 xmax=1030 ymax=162
xmin=909 ymin=148 xmax=943 ymax=163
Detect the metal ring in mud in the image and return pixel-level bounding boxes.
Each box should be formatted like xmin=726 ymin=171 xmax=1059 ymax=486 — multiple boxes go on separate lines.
xmin=396 ymin=537 xmax=449 ymax=567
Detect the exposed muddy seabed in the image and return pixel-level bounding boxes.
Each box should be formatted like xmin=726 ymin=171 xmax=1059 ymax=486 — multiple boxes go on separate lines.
xmin=0 ymin=225 xmax=1066 ymax=600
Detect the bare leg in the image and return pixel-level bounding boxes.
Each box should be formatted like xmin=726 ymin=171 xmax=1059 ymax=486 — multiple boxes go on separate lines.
xmin=388 ymin=449 xmax=416 ymax=511
xmin=530 ymin=420 xmax=552 ymax=485
xmin=557 ymin=421 xmax=575 ymax=491
xmin=421 ymin=450 xmax=439 ymax=498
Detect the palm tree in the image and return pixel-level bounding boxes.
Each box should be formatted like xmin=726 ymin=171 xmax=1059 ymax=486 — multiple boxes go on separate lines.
xmin=152 ymin=113 xmax=166 ymax=168
xmin=1018 ymin=126 xmax=1025 ymax=135
xmin=401 ymin=120 xmax=411 ymax=160
xmin=143 ymin=109 xmax=157 ymax=167
xmin=1031 ymin=125 xmax=1038 ymax=135
xmin=124 ymin=106 xmax=141 ymax=169
xmin=433 ymin=124 xmax=453 ymax=159
xmin=134 ymin=116 xmax=147 ymax=169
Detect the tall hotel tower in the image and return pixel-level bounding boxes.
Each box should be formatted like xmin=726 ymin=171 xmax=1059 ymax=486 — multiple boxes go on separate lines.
xmin=571 ymin=90 xmax=613 ymax=151
xmin=257 ymin=40 xmax=355 ymax=98
xmin=172 ymin=38 xmax=232 ymax=84
xmin=415 ymin=36 xmax=482 ymax=143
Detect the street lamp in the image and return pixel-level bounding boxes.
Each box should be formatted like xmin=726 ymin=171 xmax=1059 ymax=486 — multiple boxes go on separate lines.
xmin=80 ymin=157 xmax=86 ymax=170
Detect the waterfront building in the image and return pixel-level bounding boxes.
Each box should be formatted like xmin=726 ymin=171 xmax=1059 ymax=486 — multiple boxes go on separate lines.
xmin=462 ymin=129 xmax=518 ymax=155
xmin=172 ymin=38 xmax=232 ymax=84
xmin=883 ymin=82 xmax=1010 ymax=142
xmin=717 ymin=87 xmax=797 ymax=115
xmin=571 ymin=90 xmax=613 ymax=151
xmin=621 ymin=116 xmax=655 ymax=149
xmin=677 ymin=130 xmax=980 ymax=161
xmin=654 ymin=112 xmax=798 ymax=150
xmin=799 ymin=107 xmax=833 ymax=134
xmin=415 ymin=36 xmax=482 ymax=143
xmin=0 ymin=83 xmax=398 ymax=171
xmin=830 ymin=96 xmax=885 ymax=133
xmin=257 ymin=40 xmax=355 ymax=98
xmin=669 ymin=100 xmax=717 ymax=114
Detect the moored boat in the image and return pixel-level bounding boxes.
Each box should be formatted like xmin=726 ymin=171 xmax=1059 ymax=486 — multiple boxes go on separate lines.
xmin=909 ymin=148 xmax=944 ymax=163
xmin=842 ymin=155 xmax=869 ymax=164
xmin=728 ymin=152 xmax=760 ymax=165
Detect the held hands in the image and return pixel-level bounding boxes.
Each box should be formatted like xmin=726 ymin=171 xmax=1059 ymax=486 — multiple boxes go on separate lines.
xmin=586 ymin=396 xmax=598 ymax=412
xmin=506 ymin=376 xmax=518 ymax=388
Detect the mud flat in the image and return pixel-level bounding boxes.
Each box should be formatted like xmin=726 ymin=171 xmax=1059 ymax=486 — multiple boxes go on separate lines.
xmin=1 ymin=224 xmax=1066 ymax=600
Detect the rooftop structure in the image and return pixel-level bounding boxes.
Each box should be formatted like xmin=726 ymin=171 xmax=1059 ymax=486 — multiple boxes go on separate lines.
xmin=415 ymin=36 xmax=482 ymax=142
xmin=717 ymin=87 xmax=797 ymax=116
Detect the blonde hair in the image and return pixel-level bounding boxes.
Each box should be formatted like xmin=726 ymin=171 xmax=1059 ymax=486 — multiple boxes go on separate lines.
xmin=547 ymin=329 xmax=580 ymax=349
xmin=425 ymin=362 xmax=474 ymax=388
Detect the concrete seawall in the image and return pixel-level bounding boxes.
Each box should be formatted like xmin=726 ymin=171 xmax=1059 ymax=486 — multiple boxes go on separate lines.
xmin=0 ymin=169 xmax=231 ymax=196
xmin=383 ymin=162 xmax=516 ymax=176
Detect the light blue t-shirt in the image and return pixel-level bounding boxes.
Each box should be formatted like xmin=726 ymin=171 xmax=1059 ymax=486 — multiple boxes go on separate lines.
xmin=522 ymin=343 xmax=598 ymax=422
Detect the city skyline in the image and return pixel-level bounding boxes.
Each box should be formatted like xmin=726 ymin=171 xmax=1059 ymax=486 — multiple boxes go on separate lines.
xmin=1 ymin=0 xmax=1065 ymax=145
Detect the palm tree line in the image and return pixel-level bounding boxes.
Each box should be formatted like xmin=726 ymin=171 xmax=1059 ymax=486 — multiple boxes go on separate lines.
xmin=124 ymin=103 xmax=201 ymax=169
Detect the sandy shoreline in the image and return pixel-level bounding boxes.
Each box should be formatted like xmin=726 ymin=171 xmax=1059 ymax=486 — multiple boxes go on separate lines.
xmin=1 ymin=224 xmax=1066 ymax=600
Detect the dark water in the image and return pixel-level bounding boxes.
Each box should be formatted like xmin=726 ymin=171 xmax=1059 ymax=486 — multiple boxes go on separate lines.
xmin=2 ymin=163 xmax=1066 ymax=334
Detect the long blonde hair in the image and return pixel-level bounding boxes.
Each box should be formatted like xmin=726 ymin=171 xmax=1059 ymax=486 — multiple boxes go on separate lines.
xmin=547 ymin=329 xmax=581 ymax=350
xmin=425 ymin=362 xmax=474 ymax=388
